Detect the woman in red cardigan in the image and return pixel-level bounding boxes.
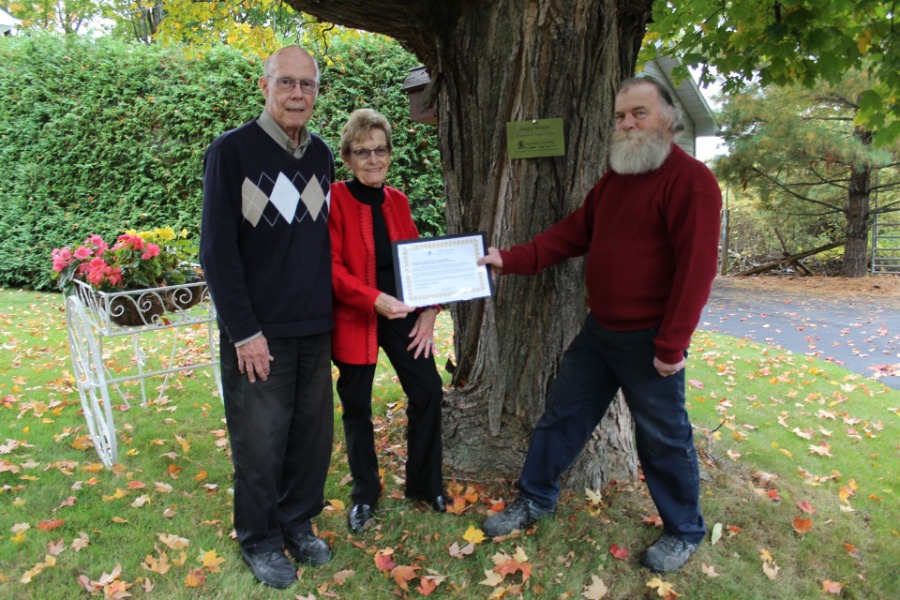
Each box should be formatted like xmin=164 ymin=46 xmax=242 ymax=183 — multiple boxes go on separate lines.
xmin=329 ymin=108 xmax=446 ymax=533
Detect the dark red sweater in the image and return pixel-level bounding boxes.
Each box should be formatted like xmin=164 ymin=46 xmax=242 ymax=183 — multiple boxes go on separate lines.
xmin=500 ymin=145 xmax=722 ymax=364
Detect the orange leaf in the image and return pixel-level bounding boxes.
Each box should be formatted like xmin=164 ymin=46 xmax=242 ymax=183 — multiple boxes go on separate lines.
xmin=609 ymin=544 xmax=629 ymax=560
xmin=391 ymin=565 xmax=418 ymax=591
xmin=184 ymin=568 xmax=206 ymax=588
xmin=822 ymin=580 xmax=844 ymax=595
xmin=126 ymin=480 xmax=146 ymax=489
xmin=447 ymin=496 xmax=468 ymax=515
xmin=417 ymin=576 xmax=439 ymax=596
xmin=792 ymin=516 xmax=812 ymax=534
xmin=37 ymin=519 xmax=64 ymax=531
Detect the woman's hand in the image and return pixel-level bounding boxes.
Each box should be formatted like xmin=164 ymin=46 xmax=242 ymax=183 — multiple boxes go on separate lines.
xmin=407 ymin=307 xmax=438 ymax=359
xmin=374 ymin=292 xmax=415 ymax=319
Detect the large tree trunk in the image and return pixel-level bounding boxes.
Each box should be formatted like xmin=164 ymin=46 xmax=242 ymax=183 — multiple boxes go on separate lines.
xmin=290 ymin=0 xmax=651 ymax=490
xmin=842 ymin=128 xmax=873 ymax=277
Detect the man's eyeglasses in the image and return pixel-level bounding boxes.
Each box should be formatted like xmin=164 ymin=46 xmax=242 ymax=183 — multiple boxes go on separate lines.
xmin=352 ymin=147 xmax=390 ymax=159
xmin=267 ymin=76 xmax=318 ymax=94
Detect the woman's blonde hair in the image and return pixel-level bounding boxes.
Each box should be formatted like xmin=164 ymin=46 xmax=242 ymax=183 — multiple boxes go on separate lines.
xmin=340 ymin=108 xmax=393 ymax=160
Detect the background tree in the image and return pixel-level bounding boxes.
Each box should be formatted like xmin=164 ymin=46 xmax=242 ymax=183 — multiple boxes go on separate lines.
xmin=713 ymin=74 xmax=900 ymax=276
xmin=648 ymin=0 xmax=900 ymax=146
xmin=7 ymin=0 xmax=114 ymax=34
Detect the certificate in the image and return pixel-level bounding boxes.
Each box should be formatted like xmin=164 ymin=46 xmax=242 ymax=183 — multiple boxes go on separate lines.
xmin=393 ymin=233 xmax=493 ymax=307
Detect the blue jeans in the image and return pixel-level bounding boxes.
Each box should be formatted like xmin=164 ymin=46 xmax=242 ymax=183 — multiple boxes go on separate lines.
xmin=221 ymin=332 xmax=334 ymax=552
xmin=517 ymin=317 xmax=706 ymax=543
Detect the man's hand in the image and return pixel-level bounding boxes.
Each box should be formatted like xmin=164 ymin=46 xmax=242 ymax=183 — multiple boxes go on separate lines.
xmin=374 ymin=292 xmax=415 ymax=320
xmin=407 ymin=308 xmax=438 ymax=359
xmin=236 ymin=335 xmax=274 ymax=383
xmin=477 ymin=247 xmax=504 ymax=274
xmin=654 ymin=356 xmax=685 ymax=377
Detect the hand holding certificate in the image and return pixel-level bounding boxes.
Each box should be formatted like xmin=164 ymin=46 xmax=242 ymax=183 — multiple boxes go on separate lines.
xmin=393 ymin=233 xmax=494 ymax=307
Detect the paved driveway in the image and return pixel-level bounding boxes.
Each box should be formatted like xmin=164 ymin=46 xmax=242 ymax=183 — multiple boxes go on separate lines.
xmin=698 ymin=277 xmax=900 ymax=391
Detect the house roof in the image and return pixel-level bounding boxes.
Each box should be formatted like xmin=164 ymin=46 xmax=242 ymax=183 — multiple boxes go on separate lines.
xmin=644 ymin=56 xmax=718 ymax=137
xmin=1 ymin=7 xmax=21 ymax=33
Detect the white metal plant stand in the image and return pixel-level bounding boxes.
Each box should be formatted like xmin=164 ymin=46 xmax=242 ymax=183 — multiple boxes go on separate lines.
xmin=65 ymin=279 xmax=221 ymax=467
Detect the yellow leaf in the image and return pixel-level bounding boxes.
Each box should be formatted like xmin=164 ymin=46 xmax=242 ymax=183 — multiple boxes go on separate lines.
xmin=328 ymin=498 xmax=345 ymax=511
xmin=200 ymin=549 xmax=225 ymax=573
xmin=463 ymin=525 xmax=487 ymax=544
xmin=759 ymin=548 xmax=773 ymax=562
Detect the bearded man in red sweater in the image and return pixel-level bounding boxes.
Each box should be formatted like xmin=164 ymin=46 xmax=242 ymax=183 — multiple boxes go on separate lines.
xmin=479 ymin=76 xmax=722 ymax=573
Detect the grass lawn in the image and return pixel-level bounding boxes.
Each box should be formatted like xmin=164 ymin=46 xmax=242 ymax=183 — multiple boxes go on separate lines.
xmin=0 ymin=288 xmax=896 ymax=599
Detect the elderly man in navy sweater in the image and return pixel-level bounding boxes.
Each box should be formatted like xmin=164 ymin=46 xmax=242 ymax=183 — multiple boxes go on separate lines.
xmin=479 ymin=76 xmax=722 ymax=573
xmin=200 ymin=46 xmax=335 ymax=589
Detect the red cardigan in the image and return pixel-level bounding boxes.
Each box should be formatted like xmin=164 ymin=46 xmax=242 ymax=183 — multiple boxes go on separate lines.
xmin=329 ymin=181 xmax=421 ymax=364
xmin=501 ymin=145 xmax=722 ymax=364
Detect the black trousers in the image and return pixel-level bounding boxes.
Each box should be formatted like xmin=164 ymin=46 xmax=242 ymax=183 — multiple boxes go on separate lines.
xmin=221 ymin=332 xmax=334 ymax=553
xmin=334 ymin=313 xmax=444 ymax=506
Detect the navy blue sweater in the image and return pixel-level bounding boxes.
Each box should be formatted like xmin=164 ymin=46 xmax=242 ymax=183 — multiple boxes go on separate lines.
xmin=200 ymin=120 xmax=335 ymax=343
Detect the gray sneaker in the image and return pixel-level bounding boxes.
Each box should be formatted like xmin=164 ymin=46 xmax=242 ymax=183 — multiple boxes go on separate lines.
xmin=640 ymin=533 xmax=699 ymax=572
xmin=481 ymin=496 xmax=554 ymax=537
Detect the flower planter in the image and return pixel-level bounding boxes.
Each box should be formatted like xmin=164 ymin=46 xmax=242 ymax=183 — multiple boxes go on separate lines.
xmin=106 ymin=291 xmax=167 ymax=327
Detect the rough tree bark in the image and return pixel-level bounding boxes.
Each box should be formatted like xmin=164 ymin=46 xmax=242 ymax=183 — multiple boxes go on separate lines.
xmin=843 ymin=128 xmax=873 ymax=277
xmin=289 ymin=0 xmax=653 ymax=490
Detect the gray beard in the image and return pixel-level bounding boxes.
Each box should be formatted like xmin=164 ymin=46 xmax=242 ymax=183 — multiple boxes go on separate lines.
xmin=608 ymin=129 xmax=672 ymax=175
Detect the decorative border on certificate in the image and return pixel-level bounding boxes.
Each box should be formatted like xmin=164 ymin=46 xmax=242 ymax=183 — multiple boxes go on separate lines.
xmin=392 ymin=233 xmax=493 ymax=307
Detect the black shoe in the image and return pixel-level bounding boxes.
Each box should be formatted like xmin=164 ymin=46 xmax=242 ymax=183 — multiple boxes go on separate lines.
xmin=481 ymin=495 xmax=554 ymax=537
xmin=407 ymin=493 xmax=447 ymax=513
xmin=347 ymin=503 xmax=376 ymax=533
xmin=640 ymin=533 xmax=700 ymax=573
xmin=241 ymin=549 xmax=296 ymax=588
xmin=284 ymin=531 xmax=332 ymax=566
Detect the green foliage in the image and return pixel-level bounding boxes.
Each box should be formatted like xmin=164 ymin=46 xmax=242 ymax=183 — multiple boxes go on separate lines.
xmin=645 ymin=0 xmax=900 ymax=145
xmin=0 ymin=32 xmax=444 ymax=291
xmin=0 ymin=32 xmax=262 ymax=291
xmin=710 ymin=75 xmax=900 ymax=272
xmin=314 ymin=34 xmax=445 ymax=236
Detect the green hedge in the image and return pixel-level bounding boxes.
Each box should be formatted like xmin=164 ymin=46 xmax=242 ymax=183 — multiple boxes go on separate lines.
xmin=0 ymin=33 xmax=443 ymax=291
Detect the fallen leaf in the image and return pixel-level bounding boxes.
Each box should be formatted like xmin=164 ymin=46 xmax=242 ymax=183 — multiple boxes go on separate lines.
xmin=822 ymin=580 xmax=844 ymax=595
xmin=701 ymin=563 xmax=719 ymax=578
xmin=479 ymin=569 xmax=504 ymax=587
xmin=792 ymin=516 xmax=813 ymax=534
xmin=796 ymin=500 xmax=815 ymax=514
xmin=333 ymin=569 xmax=354 ymax=585
xmin=582 ymin=574 xmax=608 ymax=599
xmin=200 ymin=549 xmax=225 ymax=573
xmin=609 ymin=544 xmax=628 ymax=560
xmin=391 ymin=564 xmax=418 ymax=591
xmin=373 ymin=547 xmax=396 ymax=571
xmin=158 ymin=532 xmax=190 ymax=550
xmin=463 ymin=524 xmax=486 ymax=544
xmin=449 ymin=541 xmax=475 ymax=558
xmin=710 ymin=523 xmax=723 ymax=546
xmin=184 ymin=568 xmax=206 ymax=588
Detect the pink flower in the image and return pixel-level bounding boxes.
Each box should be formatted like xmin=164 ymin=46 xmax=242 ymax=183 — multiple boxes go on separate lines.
xmin=86 ymin=234 xmax=108 ymax=256
xmin=106 ymin=266 xmax=123 ymax=287
xmin=51 ymin=247 xmax=74 ymax=272
xmin=141 ymin=243 xmax=160 ymax=260
xmin=115 ymin=233 xmax=144 ymax=251
xmin=73 ymin=245 xmax=93 ymax=261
